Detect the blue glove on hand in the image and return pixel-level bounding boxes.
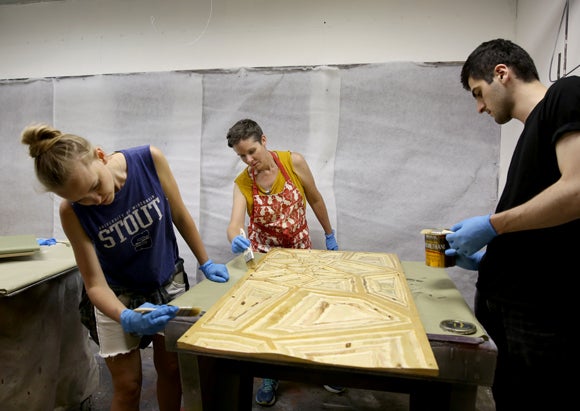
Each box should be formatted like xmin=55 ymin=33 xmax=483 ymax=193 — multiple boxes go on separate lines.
xmin=200 ymin=259 xmax=229 ymax=283
xmin=37 ymin=237 xmax=57 ymax=246
xmin=445 ymin=249 xmax=485 ymax=271
xmin=120 ymin=302 xmax=179 ymax=335
xmin=231 ymin=235 xmax=251 ymax=254
xmin=446 ymin=214 xmax=497 ymax=256
xmin=325 ymin=230 xmax=339 ymax=251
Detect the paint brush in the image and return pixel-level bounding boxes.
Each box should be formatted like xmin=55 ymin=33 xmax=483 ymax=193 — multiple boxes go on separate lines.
xmin=134 ymin=306 xmax=202 ymax=317
xmin=240 ymin=228 xmax=255 ymax=267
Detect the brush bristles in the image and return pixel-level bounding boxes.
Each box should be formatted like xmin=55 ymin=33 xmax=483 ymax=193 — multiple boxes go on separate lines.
xmin=243 ymin=248 xmax=254 ymax=263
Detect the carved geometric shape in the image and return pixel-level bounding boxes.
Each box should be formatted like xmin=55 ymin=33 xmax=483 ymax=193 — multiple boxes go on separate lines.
xmin=244 ymin=288 xmax=405 ymax=338
xmin=178 ymin=248 xmax=438 ymax=376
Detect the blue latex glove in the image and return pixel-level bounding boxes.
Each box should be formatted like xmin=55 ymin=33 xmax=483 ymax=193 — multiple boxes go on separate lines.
xmin=231 ymin=235 xmax=251 ymax=254
xmin=200 ymin=259 xmax=229 ymax=283
xmin=120 ymin=302 xmax=179 ymax=335
xmin=325 ymin=230 xmax=339 ymax=251
xmin=446 ymin=214 xmax=497 ymax=257
xmin=445 ymin=249 xmax=485 ymax=271
xmin=37 ymin=237 xmax=57 ymax=246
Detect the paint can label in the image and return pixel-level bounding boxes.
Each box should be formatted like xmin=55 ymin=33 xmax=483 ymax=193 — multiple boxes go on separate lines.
xmin=421 ymin=229 xmax=455 ymax=268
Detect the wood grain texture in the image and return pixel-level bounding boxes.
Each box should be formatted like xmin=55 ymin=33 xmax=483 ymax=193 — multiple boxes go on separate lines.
xmin=178 ymin=248 xmax=438 ymax=376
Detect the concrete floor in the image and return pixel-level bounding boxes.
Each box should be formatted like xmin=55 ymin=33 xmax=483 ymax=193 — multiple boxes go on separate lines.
xmin=247 ymin=380 xmax=496 ymax=411
xmin=86 ymin=341 xmax=496 ymax=411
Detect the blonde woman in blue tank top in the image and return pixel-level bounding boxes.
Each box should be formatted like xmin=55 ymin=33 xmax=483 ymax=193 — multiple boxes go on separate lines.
xmin=21 ymin=124 xmax=229 ymax=411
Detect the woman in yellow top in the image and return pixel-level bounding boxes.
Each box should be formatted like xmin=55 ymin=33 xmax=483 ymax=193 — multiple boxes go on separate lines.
xmin=225 ymin=118 xmax=343 ymax=407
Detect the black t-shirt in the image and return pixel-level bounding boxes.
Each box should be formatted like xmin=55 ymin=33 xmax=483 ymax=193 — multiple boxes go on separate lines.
xmin=478 ymin=76 xmax=580 ymax=304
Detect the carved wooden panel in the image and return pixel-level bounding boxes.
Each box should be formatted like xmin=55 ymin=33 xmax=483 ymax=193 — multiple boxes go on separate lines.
xmin=178 ymin=248 xmax=438 ymax=376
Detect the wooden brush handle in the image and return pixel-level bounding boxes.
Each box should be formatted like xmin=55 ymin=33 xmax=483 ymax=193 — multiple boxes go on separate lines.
xmin=134 ymin=306 xmax=201 ymax=317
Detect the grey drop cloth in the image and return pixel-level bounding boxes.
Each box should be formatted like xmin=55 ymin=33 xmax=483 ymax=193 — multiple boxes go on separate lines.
xmin=0 ymin=266 xmax=99 ymax=410
xmin=1 ymin=62 xmax=499 ymax=306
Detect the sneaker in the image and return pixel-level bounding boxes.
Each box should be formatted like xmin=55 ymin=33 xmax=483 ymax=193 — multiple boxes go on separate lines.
xmin=256 ymin=378 xmax=279 ymax=406
xmin=323 ymin=385 xmax=346 ymax=394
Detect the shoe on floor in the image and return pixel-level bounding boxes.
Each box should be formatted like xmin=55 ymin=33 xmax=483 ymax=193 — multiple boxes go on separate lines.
xmin=256 ymin=378 xmax=279 ymax=406
xmin=323 ymin=384 xmax=346 ymax=394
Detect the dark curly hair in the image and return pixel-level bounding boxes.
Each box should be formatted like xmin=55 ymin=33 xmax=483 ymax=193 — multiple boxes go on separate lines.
xmin=461 ymin=39 xmax=539 ymax=90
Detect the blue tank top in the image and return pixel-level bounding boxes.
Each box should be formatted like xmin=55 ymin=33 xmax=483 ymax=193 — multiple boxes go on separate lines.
xmin=72 ymin=145 xmax=178 ymax=292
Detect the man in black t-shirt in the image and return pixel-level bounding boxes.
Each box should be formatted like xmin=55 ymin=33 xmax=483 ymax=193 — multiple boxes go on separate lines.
xmin=445 ymin=39 xmax=580 ymax=411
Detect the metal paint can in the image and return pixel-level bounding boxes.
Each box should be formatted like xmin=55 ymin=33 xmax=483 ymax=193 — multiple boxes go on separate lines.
xmin=421 ymin=229 xmax=455 ymax=268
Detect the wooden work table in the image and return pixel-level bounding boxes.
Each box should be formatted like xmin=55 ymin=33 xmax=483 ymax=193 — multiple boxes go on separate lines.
xmin=165 ymin=253 xmax=496 ymax=411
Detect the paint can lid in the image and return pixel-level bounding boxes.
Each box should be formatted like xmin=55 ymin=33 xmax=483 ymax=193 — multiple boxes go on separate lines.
xmin=420 ymin=228 xmax=453 ymax=235
xmin=439 ymin=319 xmax=477 ymax=335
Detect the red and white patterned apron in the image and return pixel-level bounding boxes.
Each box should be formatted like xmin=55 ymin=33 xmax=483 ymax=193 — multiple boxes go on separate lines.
xmin=248 ymin=151 xmax=311 ymax=253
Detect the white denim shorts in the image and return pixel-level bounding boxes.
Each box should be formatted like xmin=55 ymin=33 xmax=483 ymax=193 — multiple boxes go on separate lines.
xmin=95 ymin=271 xmax=187 ymax=358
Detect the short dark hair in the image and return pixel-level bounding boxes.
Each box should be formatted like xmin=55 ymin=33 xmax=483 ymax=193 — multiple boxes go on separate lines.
xmin=460 ymin=38 xmax=539 ymax=90
xmin=226 ymin=119 xmax=263 ymax=147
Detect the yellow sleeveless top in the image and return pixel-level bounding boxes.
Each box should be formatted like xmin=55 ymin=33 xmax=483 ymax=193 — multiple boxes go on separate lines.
xmin=234 ymin=150 xmax=306 ymax=216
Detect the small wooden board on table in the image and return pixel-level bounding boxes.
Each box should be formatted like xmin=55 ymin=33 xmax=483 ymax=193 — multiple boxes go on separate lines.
xmin=178 ymin=248 xmax=438 ymax=376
